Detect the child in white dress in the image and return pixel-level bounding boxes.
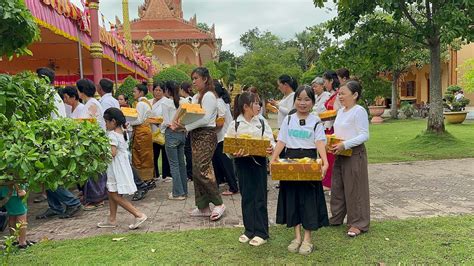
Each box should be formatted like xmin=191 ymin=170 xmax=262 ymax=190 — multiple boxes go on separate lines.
xmin=98 ymin=108 xmax=147 ymax=230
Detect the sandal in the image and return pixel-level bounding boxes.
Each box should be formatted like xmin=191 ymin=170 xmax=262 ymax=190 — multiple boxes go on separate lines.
xmin=132 ymin=189 xmax=147 ymax=201
xmin=347 ymin=227 xmax=362 ymax=237
xmin=97 ymin=222 xmax=117 ymax=228
xmin=129 ymin=215 xmax=148 ymax=230
xmin=298 ymin=241 xmax=314 ymax=255
xmin=210 ymin=205 xmax=226 ymax=221
xmin=189 ymin=208 xmax=211 ymax=217
xmin=287 ymin=239 xmax=301 ymax=253
xmin=221 ymin=190 xmax=237 ymax=196
xmin=249 ymin=236 xmax=267 ymax=246
xmin=239 ymin=234 xmax=250 ymax=243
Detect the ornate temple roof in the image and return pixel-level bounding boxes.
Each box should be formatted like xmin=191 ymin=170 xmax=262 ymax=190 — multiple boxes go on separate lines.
xmin=129 ymin=0 xmax=216 ymax=42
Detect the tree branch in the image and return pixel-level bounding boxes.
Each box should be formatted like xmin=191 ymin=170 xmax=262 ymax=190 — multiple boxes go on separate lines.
xmin=425 ymin=0 xmax=432 ymax=26
xmin=400 ymin=1 xmax=421 ymax=29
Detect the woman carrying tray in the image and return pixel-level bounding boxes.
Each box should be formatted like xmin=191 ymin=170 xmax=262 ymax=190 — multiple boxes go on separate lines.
xmin=226 ymin=91 xmax=275 ymax=247
xmin=270 ymin=85 xmax=329 ymax=256
xmin=171 ymin=67 xmax=226 ymax=221
xmin=329 ymin=80 xmax=370 ymax=237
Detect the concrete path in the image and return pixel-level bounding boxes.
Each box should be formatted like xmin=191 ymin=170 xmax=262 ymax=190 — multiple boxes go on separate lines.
xmin=12 ymin=158 xmax=473 ymax=241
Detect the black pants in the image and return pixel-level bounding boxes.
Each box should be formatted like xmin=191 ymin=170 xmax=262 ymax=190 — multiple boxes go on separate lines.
xmin=153 ymin=142 xmax=171 ymax=179
xmin=184 ymin=134 xmax=193 ymax=179
xmin=132 ymin=166 xmax=147 ymax=190
xmin=236 ymin=156 xmax=269 ymax=240
xmin=212 ymin=141 xmax=239 ymax=192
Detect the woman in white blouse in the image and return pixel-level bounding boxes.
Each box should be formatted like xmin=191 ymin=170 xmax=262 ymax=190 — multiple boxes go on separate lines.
xmin=268 ymin=74 xmax=298 ymax=128
xmin=62 ymin=86 xmax=85 ymax=119
xmin=129 ymin=83 xmax=154 ymax=183
xmin=311 ymin=77 xmax=330 ymax=115
xmin=172 ymin=67 xmax=225 ymax=221
xmin=329 ymin=80 xmax=370 ymax=237
xmin=149 ymin=82 xmax=171 ymax=182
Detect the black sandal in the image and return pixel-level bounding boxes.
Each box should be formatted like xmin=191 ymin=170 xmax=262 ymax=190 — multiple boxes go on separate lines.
xmin=132 ymin=190 xmax=147 ymax=201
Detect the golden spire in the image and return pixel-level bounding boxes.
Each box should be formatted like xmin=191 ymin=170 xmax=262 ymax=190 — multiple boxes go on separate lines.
xmin=122 ymin=0 xmax=132 ymax=44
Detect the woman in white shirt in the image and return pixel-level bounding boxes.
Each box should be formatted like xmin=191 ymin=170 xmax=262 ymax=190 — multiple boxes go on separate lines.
xmin=62 ymin=86 xmax=85 ymax=119
xmin=179 ymin=81 xmax=194 ymax=180
xmin=129 ymin=83 xmax=154 ymax=183
xmin=162 ymin=81 xmax=188 ymax=200
xmin=311 ymin=77 xmax=330 ymax=115
xmin=76 ymin=79 xmax=107 ymax=210
xmin=329 ymin=80 xmax=370 ymax=237
xmin=268 ymin=74 xmax=297 ymax=128
xmin=172 ymin=67 xmax=225 ymax=221
xmin=212 ymin=81 xmax=238 ymax=195
xmin=149 ymin=82 xmax=171 ymax=182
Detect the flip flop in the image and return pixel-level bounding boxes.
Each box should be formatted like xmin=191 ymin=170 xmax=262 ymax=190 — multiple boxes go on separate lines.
xmin=97 ymin=222 xmax=117 ymax=228
xmin=221 ymin=191 xmax=237 ymax=196
xmin=129 ymin=215 xmax=148 ymax=230
xmin=210 ymin=205 xmax=226 ymax=221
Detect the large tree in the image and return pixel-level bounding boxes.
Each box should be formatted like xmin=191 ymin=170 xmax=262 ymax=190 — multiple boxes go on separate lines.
xmin=293 ymin=23 xmax=332 ymax=71
xmin=314 ymin=0 xmax=474 ymax=134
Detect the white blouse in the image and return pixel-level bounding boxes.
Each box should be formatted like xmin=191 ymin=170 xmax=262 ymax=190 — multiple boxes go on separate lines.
xmin=226 ymin=114 xmax=275 ymax=148
xmin=69 ymin=103 xmax=85 ymax=119
xmin=277 ymin=92 xmax=295 ymax=128
xmin=333 ymin=105 xmax=369 ymax=149
xmin=278 ymin=113 xmax=326 ymax=149
xmin=184 ymin=91 xmax=217 ymax=132
xmin=129 ymin=97 xmax=151 ymax=127
xmin=162 ymin=98 xmax=179 ymax=129
xmin=216 ymin=98 xmax=233 ymax=143
xmin=80 ymin=97 xmax=105 ymax=130
xmin=99 ymin=93 xmax=120 ymax=114
xmin=313 ymin=91 xmax=330 ymax=115
xmin=149 ymin=97 xmax=172 ymax=132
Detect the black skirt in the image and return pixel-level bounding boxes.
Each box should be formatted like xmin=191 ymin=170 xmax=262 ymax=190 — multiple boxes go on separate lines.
xmin=276 ymin=148 xmax=329 ymax=230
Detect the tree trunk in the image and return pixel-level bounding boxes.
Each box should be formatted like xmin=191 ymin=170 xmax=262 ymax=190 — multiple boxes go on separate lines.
xmin=426 ymin=37 xmax=445 ymax=134
xmin=390 ymin=72 xmax=400 ymax=119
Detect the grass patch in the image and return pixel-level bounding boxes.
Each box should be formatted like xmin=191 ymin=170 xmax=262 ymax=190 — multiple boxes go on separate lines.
xmin=366 ymin=119 xmax=474 ymax=163
xmin=6 ymin=215 xmax=473 ymax=264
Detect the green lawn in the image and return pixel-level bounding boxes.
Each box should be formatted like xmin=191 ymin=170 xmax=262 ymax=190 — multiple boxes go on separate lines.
xmin=366 ymin=119 xmax=474 ymax=163
xmin=7 ymin=215 xmax=473 ymax=264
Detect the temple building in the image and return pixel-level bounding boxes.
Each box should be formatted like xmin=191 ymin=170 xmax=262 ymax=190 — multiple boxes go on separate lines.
xmin=119 ymin=0 xmax=221 ymax=68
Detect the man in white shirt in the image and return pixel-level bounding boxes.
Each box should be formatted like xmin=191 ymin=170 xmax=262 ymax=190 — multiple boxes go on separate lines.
xmin=98 ymin=78 xmax=120 ymax=113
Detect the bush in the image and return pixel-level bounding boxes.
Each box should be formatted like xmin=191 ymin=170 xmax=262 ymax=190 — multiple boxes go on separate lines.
xmin=115 ymin=76 xmax=138 ymax=106
xmin=153 ymin=67 xmax=190 ymax=84
xmin=175 ymin=64 xmax=197 ymax=76
xmin=400 ymin=102 xmax=415 ymax=118
xmin=443 ymin=85 xmax=470 ymax=112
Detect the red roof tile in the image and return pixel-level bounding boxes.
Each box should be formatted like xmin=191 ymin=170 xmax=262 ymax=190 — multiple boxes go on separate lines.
xmin=129 ymin=18 xmax=214 ymax=41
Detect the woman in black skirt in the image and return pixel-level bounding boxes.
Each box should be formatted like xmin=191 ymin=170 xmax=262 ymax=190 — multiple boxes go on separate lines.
xmin=271 ymin=85 xmax=329 ymax=256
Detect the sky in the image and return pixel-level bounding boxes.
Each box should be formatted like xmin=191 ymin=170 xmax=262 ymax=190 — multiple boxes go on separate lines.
xmin=70 ymin=0 xmax=336 ymax=55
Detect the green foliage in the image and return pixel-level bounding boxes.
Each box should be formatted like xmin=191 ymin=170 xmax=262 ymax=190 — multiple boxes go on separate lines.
xmin=204 ymin=61 xmax=223 ymax=80
xmin=153 ymin=67 xmax=190 ymax=85
xmin=0 ymin=72 xmax=56 ymax=121
xmin=237 ymin=29 xmax=302 ymax=98
xmin=197 ymin=22 xmax=211 ymax=32
xmin=400 ymin=102 xmax=416 ymax=118
xmin=460 ymin=59 xmax=474 ymax=93
xmin=175 ymin=64 xmax=197 ymax=76
xmin=0 ymin=0 xmax=40 ymax=58
xmin=0 ymin=118 xmax=111 ymax=191
xmin=292 ymin=23 xmax=332 ymax=71
xmin=115 ymin=76 xmax=138 ymax=106
xmin=443 ymin=85 xmax=470 ymax=112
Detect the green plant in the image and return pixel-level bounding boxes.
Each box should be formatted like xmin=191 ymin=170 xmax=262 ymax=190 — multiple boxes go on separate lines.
xmin=115 ymin=76 xmax=138 ymax=106
xmin=0 ymin=222 xmax=21 ymax=266
xmin=400 ymin=102 xmax=415 ymax=118
xmin=443 ymin=85 xmax=470 ymax=112
xmin=175 ymin=64 xmax=197 ymax=76
xmin=153 ymin=67 xmax=190 ymax=85
xmin=0 ymin=118 xmax=111 ymax=191
xmin=0 ymin=0 xmax=40 ymax=58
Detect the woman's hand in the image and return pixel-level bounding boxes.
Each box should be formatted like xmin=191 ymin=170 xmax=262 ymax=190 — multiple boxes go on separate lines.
xmin=332 ymin=143 xmax=345 ymax=154
xmin=232 ymin=148 xmax=249 ymax=158
xmin=171 ymin=121 xmax=184 ymax=130
xmin=268 ymin=99 xmax=278 ymax=107
xmin=266 ymin=145 xmax=273 ymax=155
xmin=321 ymin=162 xmax=329 ymax=177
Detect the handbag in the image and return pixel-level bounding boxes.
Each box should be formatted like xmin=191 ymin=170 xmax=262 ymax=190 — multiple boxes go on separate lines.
xmin=152 ymin=128 xmax=165 ymax=145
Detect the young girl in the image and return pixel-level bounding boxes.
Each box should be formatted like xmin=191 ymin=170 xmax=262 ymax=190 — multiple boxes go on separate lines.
xmin=271 ymin=85 xmax=329 ymax=255
xmin=226 ymin=91 xmax=275 ymax=246
xmin=0 ymin=184 xmax=31 ymax=249
xmin=98 ymin=108 xmax=147 ymax=230
xmin=329 ymin=80 xmax=370 ymax=237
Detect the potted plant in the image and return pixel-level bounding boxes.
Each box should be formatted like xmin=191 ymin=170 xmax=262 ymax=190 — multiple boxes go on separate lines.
xmin=368 ymin=96 xmax=386 ymax=123
xmin=443 ymin=85 xmax=470 ymax=124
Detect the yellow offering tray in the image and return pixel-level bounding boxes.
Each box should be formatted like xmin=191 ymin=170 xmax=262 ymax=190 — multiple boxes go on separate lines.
xmin=223 ymin=134 xmax=270 ymax=157
xmin=146 ymin=116 xmax=163 ymax=124
xmin=326 ymin=134 xmax=352 ymax=156
xmin=74 ymin=118 xmax=97 ymax=123
xmin=174 ymin=103 xmax=206 ymax=125
xmin=319 ymin=110 xmax=337 ymax=121
xmin=271 ymin=158 xmax=323 ymax=181
xmin=121 ymin=107 xmax=138 ymax=118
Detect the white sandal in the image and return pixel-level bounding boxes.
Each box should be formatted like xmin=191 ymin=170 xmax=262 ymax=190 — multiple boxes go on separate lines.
xmin=210 ymin=205 xmax=226 ymax=221
xmin=249 ymin=236 xmax=267 ymax=246
xmin=239 ymin=234 xmax=250 ymax=243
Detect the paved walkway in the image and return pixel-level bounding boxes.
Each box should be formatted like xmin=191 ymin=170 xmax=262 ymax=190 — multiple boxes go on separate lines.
xmin=12 ymin=158 xmax=473 ymax=241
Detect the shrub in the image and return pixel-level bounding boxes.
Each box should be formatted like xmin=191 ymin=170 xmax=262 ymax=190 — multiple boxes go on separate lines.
xmin=153 ymin=67 xmax=190 ymax=84
xmin=115 ymin=76 xmax=139 ymax=106
xmin=443 ymin=85 xmax=470 ymax=112
xmin=400 ymin=102 xmax=415 ymax=118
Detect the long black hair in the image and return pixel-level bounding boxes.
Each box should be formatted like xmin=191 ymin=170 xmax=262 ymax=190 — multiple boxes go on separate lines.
xmin=233 ymin=91 xmax=259 ymax=120
xmin=180 ymin=81 xmax=193 ymax=97
xmin=278 ymin=74 xmax=298 ymax=91
xmin=214 ymin=81 xmax=231 ymax=104
xmin=103 ymin=107 xmax=128 ymax=141
xmin=164 ymin=80 xmax=180 ymax=109
xmin=323 ymin=70 xmax=340 ymax=91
